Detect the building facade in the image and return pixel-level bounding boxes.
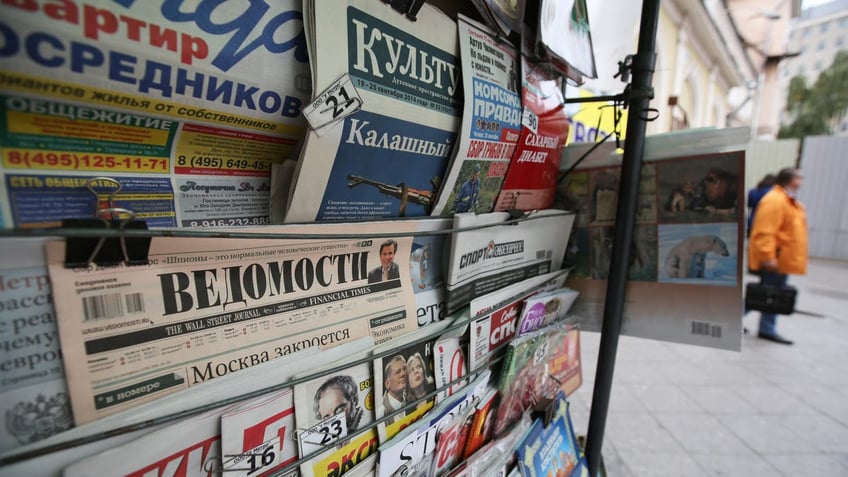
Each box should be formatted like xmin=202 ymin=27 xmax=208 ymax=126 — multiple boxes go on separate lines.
xmin=779 ymin=0 xmax=848 ymax=134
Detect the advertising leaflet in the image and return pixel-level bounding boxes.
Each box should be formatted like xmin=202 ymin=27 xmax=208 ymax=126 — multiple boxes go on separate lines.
xmin=433 ymin=316 xmax=469 ymax=404
xmin=467 ymin=270 xmax=569 ymax=371
xmin=494 ymin=40 xmax=569 ymax=212
xmin=377 ymin=370 xmax=491 ymax=477
xmin=0 ymin=1 xmax=311 ymax=229
xmin=494 ymin=324 xmax=581 ymax=437
xmin=537 ymin=0 xmax=598 ymax=79
xmin=372 ymin=320 xmax=453 ymax=443
xmin=63 ymin=404 xmax=237 ymax=477
xmin=561 ymin=128 xmax=748 ymax=351
xmin=0 ymin=239 xmax=72 ymax=454
xmin=293 ymin=360 xmax=374 ymax=462
xmin=298 ymin=427 xmax=379 ymax=477
xmin=445 ymin=210 xmax=574 ymax=314
xmin=45 ymin=221 xmax=420 ymax=425
xmin=411 ymin=218 xmax=451 ymax=328
xmin=430 ymin=15 xmax=521 ymax=216
xmin=514 ymin=393 xmax=580 ymax=477
xmin=515 ymin=288 xmax=579 ymax=337
xmin=285 ymin=0 xmax=461 ymax=222
xmin=220 ymin=389 xmax=298 ymax=477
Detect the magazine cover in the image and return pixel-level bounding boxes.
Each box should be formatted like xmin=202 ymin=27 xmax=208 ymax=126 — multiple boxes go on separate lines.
xmin=562 ymin=128 xmax=748 ymax=351
xmin=285 ymin=0 xmax=461 ymax=222
xmin=515 ymin=393 xmax=580 ymax=477
xmin=446 ymin=210 xmax=573 ymax=314
xmin=293 ymin=362 xmax=374 ymax=459
xmin=494 ymin=324 xmax=581 ymax=436
xmin=537 ymin=0 xmax=598 ymax=79
xmin=63 ymin=404 xmax=235 ymax=477
xmin=0 ymin=239 xmax=73 ymax=454
xmin=45 ymin=220 xmax=419 ymax=424
xmin=515 ymin=288 xmax=579 ymax=337
xmin=372 ymin=322 xmax=449 ymax=443
xmin=494 ymin=37 xmax=569 ymax=212
xmin=429 ymin=399 xmax=475 ymax=477
xmin=220 ymin=389 xmax=298 ymax=477
xmin=461 ymin=387 xmax=498 ymax=460
xmin=377 ymin=371 xmax=491 ymax=477
xmin=430 ymin=15 xmax=521 ymax=216
xmin=469 ymin=270 xmax=570 ymax=318
xmin=299 ymin=428 xmax=379 ymax=477
xmin=0 ymin=0 xmax=310 ymax=229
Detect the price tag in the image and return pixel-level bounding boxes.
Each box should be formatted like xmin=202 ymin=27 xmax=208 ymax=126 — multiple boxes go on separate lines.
xmin=521 ymin=108 xmax=539 ymax=135
xmin=297 ymin=413 xmax=348 ymax=457
xmin=222 ymin=436 xmax=282 ymax=477
xmin=303 ymin=74 xmax=363 ymax=134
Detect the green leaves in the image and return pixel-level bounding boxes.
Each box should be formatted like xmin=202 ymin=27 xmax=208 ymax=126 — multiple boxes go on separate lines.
xmin=779 ymin=51 xmax=848 ymax=138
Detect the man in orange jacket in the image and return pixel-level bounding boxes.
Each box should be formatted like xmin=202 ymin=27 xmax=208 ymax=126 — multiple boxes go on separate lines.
xmin=747 ymin=168 xmax=808 ymax=345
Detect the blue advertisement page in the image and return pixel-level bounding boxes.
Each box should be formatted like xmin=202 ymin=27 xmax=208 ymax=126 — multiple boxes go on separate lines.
xmin=317 ymin=110 xmax=456 ymax=221
xmin=5 ymin=174 xmax=176 ymax=228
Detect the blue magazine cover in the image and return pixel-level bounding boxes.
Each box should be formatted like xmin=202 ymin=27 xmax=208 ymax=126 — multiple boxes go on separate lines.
xmin=515 ymin=393 xmax=581 ymax=477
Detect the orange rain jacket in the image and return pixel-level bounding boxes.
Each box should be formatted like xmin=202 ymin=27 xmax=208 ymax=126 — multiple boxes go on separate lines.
xmin=748 ymin=185 xmax=808 ymax=275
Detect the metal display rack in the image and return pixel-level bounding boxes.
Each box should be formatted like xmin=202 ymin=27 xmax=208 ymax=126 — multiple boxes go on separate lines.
xmin=0 ymin=1 xmax=663 ymax=476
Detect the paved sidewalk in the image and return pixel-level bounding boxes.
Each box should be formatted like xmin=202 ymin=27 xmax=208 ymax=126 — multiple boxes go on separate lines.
xmin=569 ymin=258 xmax=848 ymax=476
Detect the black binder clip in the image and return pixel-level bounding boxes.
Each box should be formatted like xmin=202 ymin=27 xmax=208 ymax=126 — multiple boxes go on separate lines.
xmin=63 ymin=177 xmax=151 ymax=268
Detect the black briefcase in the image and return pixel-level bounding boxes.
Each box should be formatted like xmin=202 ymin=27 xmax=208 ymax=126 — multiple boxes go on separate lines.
xmin=745 ymin=282 xmax=797 ymax=315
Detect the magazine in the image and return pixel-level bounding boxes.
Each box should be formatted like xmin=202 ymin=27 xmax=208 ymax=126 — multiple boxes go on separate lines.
xmin=494 ymin=36 xmax=569 ymax=212
xmin=376 ymin=370 xmax=491 ymax=477
xmin=299 ymin=428 xmax=379 ymax=477
xmin=45 ymin=221 xmax=419 ymax=424
xmin=494 ymin=324 xmax=581 ymax=436
xmin=460 ymin=387 xmax=498 ymax=460
xmin=372 ymin=320 xmax=454 ymax=443
xmin=429 ymin=399 xmax=475 ymax=477
xmin=285 ymin=0 xmax=461 ymax=222
xmin=515 ymin=393 xmax=580 ymax=477
xmin=460 ymin=411 xmax=531 ymax=477
xmin=220 ymin=389 xmax=298 ymax=477
xmin=63 ymin=404 xmax=236 ymax=477
xmin=515 ymin=288 xmax=579 ymax=337
xmin=0 ymin=239 xmax=72 ymax=454
xmin=430 ymin=14 xmax=521 ymax=217
xmin=562 ymin=128 xmax=748 ymax=351
xmin=293 ymin=358 xmax=374 ymax=459
xmin=0 ymin=0 xmax=310 ymax=229
xmin=445 ymin=210 xmax=573 ymax=314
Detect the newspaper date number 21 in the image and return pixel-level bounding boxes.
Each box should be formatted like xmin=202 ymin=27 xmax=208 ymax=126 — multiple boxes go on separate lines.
xmin=304 ymin=74 xmax=363 ymax=133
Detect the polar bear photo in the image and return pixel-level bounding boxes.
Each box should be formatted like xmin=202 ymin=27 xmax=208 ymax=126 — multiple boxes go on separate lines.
xmin=658 ymin=223 xmax=738 ymax=286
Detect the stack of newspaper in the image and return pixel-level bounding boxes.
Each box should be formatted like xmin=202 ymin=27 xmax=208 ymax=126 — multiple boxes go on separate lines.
xmin=286 ymin=0 xmax=462 ymax=222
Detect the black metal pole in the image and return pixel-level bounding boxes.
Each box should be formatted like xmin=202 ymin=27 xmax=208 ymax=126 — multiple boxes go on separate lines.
xmin=584 ymin=1 xmax=660 ymax=475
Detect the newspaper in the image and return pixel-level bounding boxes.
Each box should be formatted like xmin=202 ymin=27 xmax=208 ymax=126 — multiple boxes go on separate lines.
xmin=537 ymin=0 xmax=598 ymax=79
xmin=411 ymin=219 xmax=451 ymax=328
xmin=0 ymin=1 xmax=311 ymax=229
xmin=0 ymin=239 xmax=72 ymax=454
xmin=63 ymin=404 xmax=236 ymax=477
xmin=430 ymin=15 xmax=521 ymax=216
xmin=561 ymin=128 xmax=747 ymax=350
xmin=46 ymin=221 xmax=419 ymax=424
xmin=433 ymin=316 xmax=469 ymax=404
xmin=494 ymin=38 xmax=569 ymax=212
xmin=220 ymin=389 xmax=298 ymax=477
xmin=445 ymin=210 xmax=574 ymax=314
xmin=285 ymin=0 xmax=461 ymax=222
